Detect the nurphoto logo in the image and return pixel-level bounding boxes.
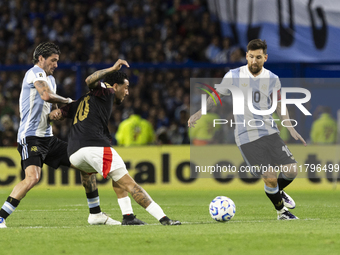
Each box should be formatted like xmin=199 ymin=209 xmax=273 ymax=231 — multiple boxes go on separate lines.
xmin=199 ymin=81 xmax=312 ymax=128
xmin=197 ymin=82 xmax=222 ymax=115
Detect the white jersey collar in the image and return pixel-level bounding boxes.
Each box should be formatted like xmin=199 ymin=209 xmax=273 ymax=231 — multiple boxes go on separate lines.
xmin=245 ymin=65 xmax=265 ymax=79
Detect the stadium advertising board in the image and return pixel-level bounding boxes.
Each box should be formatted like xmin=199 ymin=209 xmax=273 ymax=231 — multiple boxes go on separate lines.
xmin=0 ymin=146 xmax=339 ymax=190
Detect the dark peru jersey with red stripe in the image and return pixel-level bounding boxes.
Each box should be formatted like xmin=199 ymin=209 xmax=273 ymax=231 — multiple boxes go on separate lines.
xmin=61 ymin=82 xmax=115 ymax=156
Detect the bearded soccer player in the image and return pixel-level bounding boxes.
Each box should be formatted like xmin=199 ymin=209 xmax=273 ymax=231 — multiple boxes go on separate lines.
xmin=0 ymin=43 xmax=142 ymax=228
xmin=50 ymin=59 xmax=180 ymax=225
xmin=189 ymin=39 xmax=306 ymax=220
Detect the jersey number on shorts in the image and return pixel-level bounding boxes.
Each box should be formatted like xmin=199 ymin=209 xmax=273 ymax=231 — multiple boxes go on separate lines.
xmin=282 ymin=145 xmax=292 ymax=157
xmin=73 ymin=95 xmax=90 ymax=124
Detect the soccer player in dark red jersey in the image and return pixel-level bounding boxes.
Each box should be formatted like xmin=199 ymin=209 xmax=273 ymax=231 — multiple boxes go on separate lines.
xmin=50 ymin=59 xmax=180 ymax=225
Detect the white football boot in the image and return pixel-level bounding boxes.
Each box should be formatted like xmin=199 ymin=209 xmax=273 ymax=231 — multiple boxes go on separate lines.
xmin=280 ymin=190 xmax=296 ymax=209
xmin=0 ymin=217 xmax=7 ymax=228
xmin=277 ymin=207 xmax=299 ymax=220
xmin=88 ymin=212 xmax=121 ymax=225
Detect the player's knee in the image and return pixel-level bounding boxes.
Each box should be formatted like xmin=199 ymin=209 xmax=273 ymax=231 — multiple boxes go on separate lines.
xmin=115 ymin=173 xmax=136 ymax=193
xmin=24 ymin=175 xmax=40 ymax=189
xmin=283 ymin=163 xmax=298 ymax=179
xmin=24 ymin=166 xmax=41 ymax=188
xmin=263 ymin=178 xmax=277 ymax=188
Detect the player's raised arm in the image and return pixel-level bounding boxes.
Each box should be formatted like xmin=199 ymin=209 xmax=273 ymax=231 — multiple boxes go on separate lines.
xmin=276 ymin=103 xmax=307 ymax=146
xmin=188 ymin=92 xmax=224 ymax=128
xmin=85 ymin=59 xmax=130 ymax=89
xmin=34 ymin=80 xmax=72 ymax=104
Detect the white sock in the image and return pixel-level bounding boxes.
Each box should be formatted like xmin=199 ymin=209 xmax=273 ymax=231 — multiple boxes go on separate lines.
xmin=146 ymin=201 xmax=166 ymax=221
xmin=118 ymin=196 xmax=133 ymax=215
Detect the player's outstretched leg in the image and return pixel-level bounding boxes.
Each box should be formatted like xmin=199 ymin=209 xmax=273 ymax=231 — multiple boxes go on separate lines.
xmin=80 ymin=172 xmax=120 ymax=225
xmin=0 ymin=165 xmax=41 ymax=228
xmin=114 ymin=172 xmax=181 ymax=226
xmin=277 ymin=165 xmax=298 ymax=209
xmin=112 ymin=180 xmax=145 ymax=225
xmin=263 ymin=169 xmax=298 ymax=220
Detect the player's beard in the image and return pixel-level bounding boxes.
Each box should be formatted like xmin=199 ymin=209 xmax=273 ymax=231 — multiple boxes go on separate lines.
xmin=114 ymin=97 xmax=123 ymax=105
xmin=248 ymin=64 xmax=261 ymax=75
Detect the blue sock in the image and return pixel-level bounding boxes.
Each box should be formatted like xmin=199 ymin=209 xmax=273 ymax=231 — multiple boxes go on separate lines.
xmin=86 ymin=190 xmax=101 ymax=214
xmin=264 ymin=184 xmax=284 ymax=210
xmin=0 ymin=196 xmax=20 ymax=219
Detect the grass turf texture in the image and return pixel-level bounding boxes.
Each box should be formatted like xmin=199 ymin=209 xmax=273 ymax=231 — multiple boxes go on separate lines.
xmin=0 ymin=188 xmax=339 ymax=255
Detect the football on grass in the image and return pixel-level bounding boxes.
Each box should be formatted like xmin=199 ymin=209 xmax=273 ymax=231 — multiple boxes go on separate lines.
xmin=209 ymin=196 xmax=236 ymax=222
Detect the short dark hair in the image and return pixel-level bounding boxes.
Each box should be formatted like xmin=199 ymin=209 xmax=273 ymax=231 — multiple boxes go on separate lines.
xmin=103 ymin=71 xmax=128 ymax=86
xmin=32 ymin=42 xmax=61 ymax=64
xmin=247 ymin=39 xmax=267 ymax=54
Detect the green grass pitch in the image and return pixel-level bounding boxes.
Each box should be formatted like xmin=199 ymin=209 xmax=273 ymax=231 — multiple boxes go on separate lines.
xmin=0 ymin=188 xmax=340 ymax=255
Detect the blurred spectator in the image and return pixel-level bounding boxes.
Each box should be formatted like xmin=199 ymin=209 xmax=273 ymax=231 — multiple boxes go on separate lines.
xmin=215 ymin=37 xmax=232 ymax=63
xmin=156 ymin=108 xmax=170 ymax=129
xmin=189 ymin=112 xmax=221 ymax=145
xmin=0 ymin=114 xmax=16 ymax=146
xmin=116 ymin=109 xmax=155 ymax=146
xmin=229 ymin=47 xmax=246 ymax=63
xmin=310 ymin=106 xmax=337 ymax=144
xmin=205 ymin=35 xmax=221 ymax=62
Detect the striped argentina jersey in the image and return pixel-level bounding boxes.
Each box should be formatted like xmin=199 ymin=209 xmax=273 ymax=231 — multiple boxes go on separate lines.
xmin=17 ymin=65 xmax=57 ymax=142
xmin=216 ymin=65 xmax=281 ymax=146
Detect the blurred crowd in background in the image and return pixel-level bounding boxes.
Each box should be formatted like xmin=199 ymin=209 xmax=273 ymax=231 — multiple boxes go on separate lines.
xmin=0 ymin=0 xmax=245 ymax=65
xmin=0 ymin=0 xmax=337 ymax=147
xmin=0 ymin=0 xmax=246 ymax=147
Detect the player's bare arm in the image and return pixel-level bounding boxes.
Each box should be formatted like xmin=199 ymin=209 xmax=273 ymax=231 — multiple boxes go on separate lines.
xmin=188 ymin=92 xmax=224 ymax=128
xmin=85 ymin=59 xmax=130 ymax=89
xmin=34 ymin=80 xmax=72 ymax=104
xmin=276 ymin=103 xmax=307 ymax=146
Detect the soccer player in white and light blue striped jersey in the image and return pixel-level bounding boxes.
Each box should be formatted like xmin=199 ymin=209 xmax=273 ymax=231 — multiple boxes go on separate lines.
xmin=17 ymin=60 xmax=61 ymax=143
xmin=189 ymin=39 xmax=307 ymax=220
xmin=0 ymin=42 xmax=139 ymax=228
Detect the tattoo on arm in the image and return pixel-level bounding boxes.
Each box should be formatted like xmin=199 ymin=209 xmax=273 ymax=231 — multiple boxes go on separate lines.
xmin=85 ymin=69 xmax=112 ymax=88
xmin=130 ymin=184 xmax=152 ymax=208
xmin=34 ymin=80 xmax=70 ymax=104
xmin=35 ymin=80 xmax=50 ymax=96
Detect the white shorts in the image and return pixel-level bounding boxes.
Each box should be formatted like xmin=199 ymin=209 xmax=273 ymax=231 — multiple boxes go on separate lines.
xmin=69 ymin=147 xmax=128 ymax=181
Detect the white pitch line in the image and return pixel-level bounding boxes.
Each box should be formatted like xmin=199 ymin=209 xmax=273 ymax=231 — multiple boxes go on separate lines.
xmin=15 ymin=209 xmax=81 ymax=212
xmin=9 ymin=218 xmax=321 ymax=229
xmin=15 ymin=208 xmax=122 ymax=212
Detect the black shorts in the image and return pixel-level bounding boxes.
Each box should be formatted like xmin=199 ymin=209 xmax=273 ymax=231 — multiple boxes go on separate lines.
xmin=17 ymin=136 xmax=71 ymax=171
xmin=239 ymin=133 xmax=297 ymax=177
